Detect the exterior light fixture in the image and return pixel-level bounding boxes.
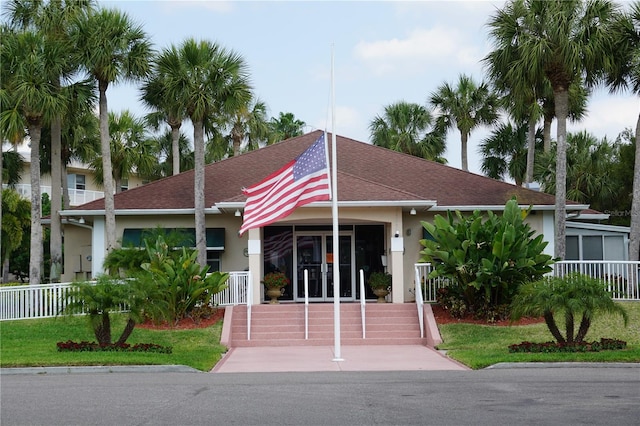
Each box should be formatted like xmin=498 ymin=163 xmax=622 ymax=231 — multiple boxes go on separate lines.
xmin=235 ymin=209 xmax=241 ymax=217
xmin=410 ymin=208 xmax=416 ymax=215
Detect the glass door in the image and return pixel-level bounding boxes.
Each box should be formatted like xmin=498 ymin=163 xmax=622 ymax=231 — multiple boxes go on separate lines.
xmin=295 ymin=232 xmax=354 ymax=301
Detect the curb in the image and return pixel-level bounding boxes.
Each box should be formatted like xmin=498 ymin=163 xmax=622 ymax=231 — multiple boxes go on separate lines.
xmin=486 ymin=362 xmax=640 ymax=369
xmin=0 ymin=365 xmax=201 ymax=375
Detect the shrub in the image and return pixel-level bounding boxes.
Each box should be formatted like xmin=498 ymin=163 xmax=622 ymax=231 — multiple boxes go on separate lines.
xmin=56 ymin=340 xmax=172 ymax=353
xmin=508 ymin=338 xmax=627 ymax=353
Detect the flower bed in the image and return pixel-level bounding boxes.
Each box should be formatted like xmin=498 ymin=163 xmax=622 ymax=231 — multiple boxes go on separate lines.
xmin=56 ymin=340 xmax=172 ymax=353
xmin=508 ymin=338 xmax=627 ymax=353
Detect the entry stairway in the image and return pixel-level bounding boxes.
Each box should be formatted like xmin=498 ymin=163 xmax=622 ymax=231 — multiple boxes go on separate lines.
xmin=223 ymin=303 xmax=428 ymax=347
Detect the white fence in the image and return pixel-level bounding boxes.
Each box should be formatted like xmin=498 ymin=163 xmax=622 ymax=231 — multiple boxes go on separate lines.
xmin=415 ymin=261 xmax=640 ymax=303
xmin=0 ymin=271 xmax=250 ymax=321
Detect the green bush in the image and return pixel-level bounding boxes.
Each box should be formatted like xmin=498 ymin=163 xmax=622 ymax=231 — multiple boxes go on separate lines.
xmin=420 ymin=198 xmax=554 ymax=320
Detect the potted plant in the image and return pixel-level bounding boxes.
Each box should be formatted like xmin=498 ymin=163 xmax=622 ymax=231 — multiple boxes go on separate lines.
xmin=262 ymin=272 xmax=290 ymax=304
xmin=368 ymin=271 xmax=392 ymax=303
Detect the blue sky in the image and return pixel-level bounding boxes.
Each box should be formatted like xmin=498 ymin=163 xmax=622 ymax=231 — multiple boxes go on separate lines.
xmin=103 ymin=0 xmax=638 ymax=175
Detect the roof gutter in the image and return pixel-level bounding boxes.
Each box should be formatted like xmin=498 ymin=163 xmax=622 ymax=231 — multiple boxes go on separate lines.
xmin=215 ymin=200 xmax=438 ymax=213
xmin=59 ymin=207 xmax=222 ymax=217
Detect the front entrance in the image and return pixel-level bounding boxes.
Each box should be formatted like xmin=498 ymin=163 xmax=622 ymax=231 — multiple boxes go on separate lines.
xmin=294 ymin=231 xmax=355 ymax=301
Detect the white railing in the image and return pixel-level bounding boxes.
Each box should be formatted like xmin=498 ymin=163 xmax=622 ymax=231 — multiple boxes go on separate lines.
xmin=414 ymin=263 xmax=449 ymax=303
xmin=359 ymin=269 xmax=366 ymax=339
xmin=304 ymin=269 xmax=309 ymax=340
xmin=415 ymin=261 xmax=640 ymax=302
xmin=1 ymin=271 xmax=250 ymax=321
xmin=414 ymin=266 xmax=425 ymax=339
xmin=553 ymin=261 xmax=640 ymax=300
xmin=6 ymin=184 xmax=104 ymax=206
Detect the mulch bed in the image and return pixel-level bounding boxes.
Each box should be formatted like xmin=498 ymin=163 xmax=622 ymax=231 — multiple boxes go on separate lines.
xmin=431 ymin=304 xmax=544 ymax=326
xmin=137 ymin=307 xmax=225 ymax=330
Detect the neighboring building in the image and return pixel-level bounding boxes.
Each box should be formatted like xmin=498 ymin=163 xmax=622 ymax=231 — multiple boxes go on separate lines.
xmin=61 ymin=131 xmax=594 ymax=303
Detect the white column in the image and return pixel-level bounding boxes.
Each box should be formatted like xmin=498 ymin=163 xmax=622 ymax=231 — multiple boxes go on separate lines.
xmin=247 ymin=227 xmax=262 ymax=305
xmin=91 ymin=217 xmax=105 ymax=279
xmin=390 ymin=236 xmax=404 ymax=303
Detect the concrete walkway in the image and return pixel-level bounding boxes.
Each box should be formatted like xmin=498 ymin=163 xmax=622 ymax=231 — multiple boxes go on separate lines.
xmin=211 ymin=345 xmax=469 ymax=373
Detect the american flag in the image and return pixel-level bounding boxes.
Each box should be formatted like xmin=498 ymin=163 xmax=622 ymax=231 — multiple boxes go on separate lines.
xmin=238 ymin=134 xmax=331 ymax=236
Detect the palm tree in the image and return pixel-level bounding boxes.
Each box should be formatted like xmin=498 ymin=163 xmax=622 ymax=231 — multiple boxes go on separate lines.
xmin=144 ymin=129 xmax=193 ymax=181
xmin=90 ymin=110 xmax=157 ymax=193
xmin=369 ymin=101 xmax=446 ymax=162
xmin=0 ymin=27 xmax=68 ymax=284
xmin=158 ymin=38 xmax=251 ymax=266
xmin=228 ymin=96 xmax=271 ymax=155
xmin=480 ymin=122 xmax=543 ymax=186
xmin=606 ymin=1 xmax=640 ymax=261
xmin=269 ymin=112 xmax=306 ymax=143
xmin=73 ymin=7 xmax=152 ymax=254
xmin=141 ymin=49 xmax=188 ymax=176
xmin=487 ymin=0 xmax=622 ymax=260
xmin=429 ymin=74 xmax=499 ymax=172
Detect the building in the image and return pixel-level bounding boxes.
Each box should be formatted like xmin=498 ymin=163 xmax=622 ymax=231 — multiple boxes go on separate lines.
xmin=61 ymin=130 xmax=595 ymax=303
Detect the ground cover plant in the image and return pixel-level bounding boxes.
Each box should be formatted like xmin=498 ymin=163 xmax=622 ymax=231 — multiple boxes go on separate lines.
xmin=435 ymin=301 xmax=639 ymax=369
xmin=0 ymin=314 xmax=226 ymax=371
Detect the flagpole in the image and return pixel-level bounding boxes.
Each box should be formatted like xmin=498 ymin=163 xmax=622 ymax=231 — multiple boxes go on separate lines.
xmin=330 ymin=44 xmax=342 ymax=361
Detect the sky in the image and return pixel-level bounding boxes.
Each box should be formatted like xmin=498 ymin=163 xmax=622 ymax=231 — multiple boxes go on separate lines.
xmin=102 ymin=0 xmax=639 ymax=175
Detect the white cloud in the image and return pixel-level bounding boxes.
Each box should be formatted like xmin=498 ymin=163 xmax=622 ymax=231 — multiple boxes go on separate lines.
xmin=353 ymin=26 xmax=482 ymax=77
xmin=157 ymin=0 xmax=233 ymax=14
xmin=568 ymin=93 xmax=638 ymax=141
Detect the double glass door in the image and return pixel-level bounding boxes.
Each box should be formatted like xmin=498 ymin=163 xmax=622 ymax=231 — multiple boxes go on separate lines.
xmin=295 ymin=232 xmax=354 ymax=301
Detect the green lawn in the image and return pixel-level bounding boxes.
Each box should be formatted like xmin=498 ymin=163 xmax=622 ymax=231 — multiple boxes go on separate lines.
xmin=437 ymin=301 xmax=640 ymax=369
xmin=0 ymin=315 xmax=227 ymax=372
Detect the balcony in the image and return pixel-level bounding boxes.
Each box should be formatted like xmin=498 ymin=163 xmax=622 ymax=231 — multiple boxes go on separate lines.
xmin=3 ymin=184 xmax=104 ymax=207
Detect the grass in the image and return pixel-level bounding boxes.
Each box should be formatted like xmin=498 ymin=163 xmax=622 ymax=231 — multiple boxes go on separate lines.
xmin=437 ymin=301 xmax=640 ymax=369
xmin=0 ymin=314 xmax=227 ymax=372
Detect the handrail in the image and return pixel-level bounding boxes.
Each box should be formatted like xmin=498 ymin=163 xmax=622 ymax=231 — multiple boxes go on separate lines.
xmin=359 ymin=269 xmax=366 ymax=339
xmin=414 ymin=266 xmax=425 ymax=338
xmin=304 ymin=269 xmax=309 ymax=340
xmin=246 ymin=270 xmax=252 ymax=340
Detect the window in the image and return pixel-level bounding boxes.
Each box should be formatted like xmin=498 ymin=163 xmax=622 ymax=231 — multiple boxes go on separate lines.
xmin=120 ymin=178 xmax=129 ymax=192
xmin=67 ymin=174 xmax=86 ymax=190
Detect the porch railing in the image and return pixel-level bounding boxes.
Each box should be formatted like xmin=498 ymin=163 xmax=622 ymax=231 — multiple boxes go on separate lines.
xmin=415 ymin=261 xmax=640 ymax=302
xmin=414 ymin=266 xmax=425 ymax=338
xmin=1 ymin=271 xmax=251 ymax=321
xmin=6 ymin=184 xmax=104 ymax=207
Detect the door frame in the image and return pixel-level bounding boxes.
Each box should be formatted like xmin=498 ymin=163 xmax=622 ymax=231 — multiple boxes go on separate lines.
xmin=293 ymin=230 xmax=355 ymax=302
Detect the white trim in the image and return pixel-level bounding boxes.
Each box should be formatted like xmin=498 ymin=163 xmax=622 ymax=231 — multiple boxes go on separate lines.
xmin=429 ymin=204 xmax=590 ymax=212
xmin=567 ymin=222 xmax=630 ymax=233
xmin=60 ymin=207 xmax=222 ymax=217
xmin=216 ymin=200 xmax=438 ymax=210
xmin=92 ymin=217 xmax=105 ymax=279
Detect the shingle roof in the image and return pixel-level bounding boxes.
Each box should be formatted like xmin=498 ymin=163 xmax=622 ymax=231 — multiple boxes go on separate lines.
xmin=72 ymin=130 xmax=572 ymax=212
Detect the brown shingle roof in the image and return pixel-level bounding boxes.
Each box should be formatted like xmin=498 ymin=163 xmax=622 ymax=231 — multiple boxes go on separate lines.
xmin=73 ymin=130 xmax=571 ymax=211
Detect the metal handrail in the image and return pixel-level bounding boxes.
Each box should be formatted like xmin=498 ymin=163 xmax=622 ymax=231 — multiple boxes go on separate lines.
xmin=304 ymin=269 xmax=309 ymax=340
xmin=359 ymin=269 xmax=366 ymax=339
xmin=414 ymin=266 xmax=425 ymax=338
xmin=246 ymin=270 xmax=252 ymax=340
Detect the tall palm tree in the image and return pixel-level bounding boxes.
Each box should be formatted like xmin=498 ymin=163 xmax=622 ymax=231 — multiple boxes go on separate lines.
xmin=429 ymin=74 xmax=499 ymax=172
xmin=141 ymin=49 xmax=188 ymax=176
xmin=487 ymin=0 xmax=621 ymax=260
xmin=607 ymin=1 xmax=640 ymax=261
xmin=269 ymin=112 xmax=306 ymax=143
xmin=144 ymin=129 xmax=193 ymax=181
xmin=369 ymin=101 xmax=446 ymax=162
xmin=73 ymin=7 xmax=152 ymax=254
xmin=159 ymin=38 xmax=251 ymax=266
xmin=0 ymin=28 xmax=67 ymax=284
xmin=228 ymin=96 xmax=271 ymax=155
xmin=89 ymin=110 xmax=157 ymax=193
xmin=480 ymin=122 xmax=543 ymax=186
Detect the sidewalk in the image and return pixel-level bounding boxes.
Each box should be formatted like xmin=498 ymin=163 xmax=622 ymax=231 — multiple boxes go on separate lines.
xmin=211 ymin=345 xmax=469 ymax=373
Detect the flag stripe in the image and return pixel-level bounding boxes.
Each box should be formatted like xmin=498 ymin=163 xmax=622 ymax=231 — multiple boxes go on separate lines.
xmin=238 ymin=134 xmax=330 ymax=235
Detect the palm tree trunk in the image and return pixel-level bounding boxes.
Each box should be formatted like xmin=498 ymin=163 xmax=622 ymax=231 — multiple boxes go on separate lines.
xmin=99 ymin=81 xmax=117 ymax=254
xmin=543 ymin=115 xmax=552 ymax=153
xmin=575 ymin=315 xmax=591 ymax=343
xmin=95 ymin=312 xmax=112 ymax=346
xmin=193 ymin=120 xmax=207 ymax=268
xmin=544 ymin=310 xmax=565 ymax=343
xmin=525 ymin=118 xmax=536 ymax=185
xmin=28 ymin=123 xmax=43 ymax=285
xmin=629 ymin=110 xmax=640 ymax=261
xmin=0 ymin=148 xmax=3 ymax=283
xmin=50 ymin=116 xmax=63 ymax=283
xmin=554 ymin=89 xmax=569 ymax=260
xmin=171 ymin=124 xmax=181 ymax=176
xmin=62 ymin=163 xmax=70 ymax=209
xmin=115 ymin=318 xmax=136 ymax=345
xmin=461 ymin=131 xmax=469 ymax=172
xmin=564 ymin=311 xmax=574 ymax=343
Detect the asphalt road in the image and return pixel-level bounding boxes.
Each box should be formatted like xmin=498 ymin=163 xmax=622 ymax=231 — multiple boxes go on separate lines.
xmin=2 ymin=366 xmax=639 ymax=425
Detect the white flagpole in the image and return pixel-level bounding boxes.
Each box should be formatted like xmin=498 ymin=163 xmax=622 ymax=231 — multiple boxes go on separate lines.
xmin=330 ymin=44 xmax=342 ymax=361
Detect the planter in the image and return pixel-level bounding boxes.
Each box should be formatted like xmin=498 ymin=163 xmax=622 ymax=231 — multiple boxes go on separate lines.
xmin=372 ymin=287 xmax=389 ymax=303
xmin=266 ymin=287 xmax=284 ymax=304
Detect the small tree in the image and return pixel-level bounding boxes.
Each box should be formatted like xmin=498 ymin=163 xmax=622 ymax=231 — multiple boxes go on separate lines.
xmin=511 ymin=273 xmax=628 ymax=343
xmin=419 ymin=198 xmax=554 ymax=319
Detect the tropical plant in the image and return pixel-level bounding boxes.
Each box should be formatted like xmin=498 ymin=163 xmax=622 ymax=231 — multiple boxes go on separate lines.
xmin=369 ymin=101 xmax=446 ymax=162
xmin=486 ymin=0 xmax=622 ymax=260
xmin=511 ymin=273 xmax=628 ymax=343
xmin=480 ymin=122 xmax=543 ymax=186
xmin=1 ymin=188 xmax=30 ymax=282
xmin=419 ymin=199 xmax=554 ymax=320
xmin=139 ymin=236 xmax=228 ymax=324
xmin=261 ymin=271 xmax=290 ymax=289
xmin=61 ymin=275 xmax=152 ymax=346
xmin=142 ymin=129 xmax=193 ymax=181
xmin=228 ymin=96 xmax=271 ymax=155
xmin=73 ymin=6 xmax=152 ymax=254
xmin=153 ymin=38 xmax=251 ymax=267
xmin=429 ymin=74 xmax=499 ymax=171
xmin=269 ymin=112 xmax=306 ymax=143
